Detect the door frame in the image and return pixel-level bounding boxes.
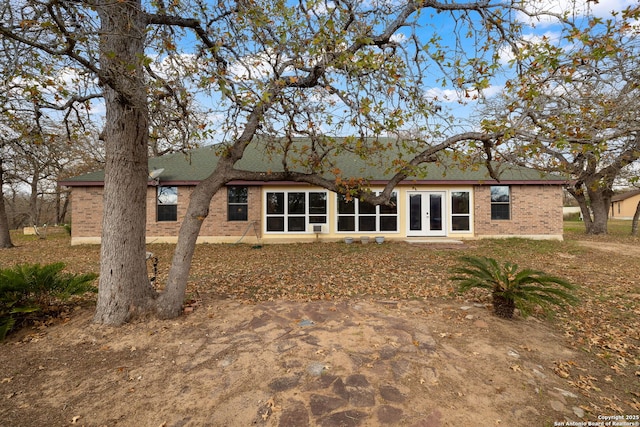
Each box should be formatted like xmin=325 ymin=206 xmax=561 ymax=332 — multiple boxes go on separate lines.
xmin=406 ymin=191 xmax=447 ymax=237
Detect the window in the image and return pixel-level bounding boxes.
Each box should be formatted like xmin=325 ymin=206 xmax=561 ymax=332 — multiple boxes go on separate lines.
xmin=157 ymin=186 xmax=178 ymax=222
xmin=451 ymin=191 xmax=471 ymax=231
xmin=337 ymin=192 xmax=398 ymax=232
xmin=228 ymin=186 xmax=248 ymax=221
xmin=490 ymin=186 xmax=510 ymax=220
xmin=265 ymin=191 xmax=327 ymax=232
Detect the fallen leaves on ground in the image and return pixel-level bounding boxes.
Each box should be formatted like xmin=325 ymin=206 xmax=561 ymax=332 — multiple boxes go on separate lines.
xmin=1 ymin=229 xmax=638 ymax=414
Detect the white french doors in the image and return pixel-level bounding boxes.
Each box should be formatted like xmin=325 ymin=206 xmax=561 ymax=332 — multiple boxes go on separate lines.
xmin=407 ymin=191 xmax=446 ymax=237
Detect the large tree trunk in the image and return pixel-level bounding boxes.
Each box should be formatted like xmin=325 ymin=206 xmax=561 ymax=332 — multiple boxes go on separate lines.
xmin=567 ymin=183 xmax=611 ymax=235
xmin=585 ymin=186 xmax=612 ymax=235
xmin=93 ymin=0 xmax=156 ymax=325
xmin=0 ymin=158 xmax=14 ymax=248
xmin=156 ymin=166 xmax=229 ymax=319
xmin=567 ymin=186 xmax=593 ymax=230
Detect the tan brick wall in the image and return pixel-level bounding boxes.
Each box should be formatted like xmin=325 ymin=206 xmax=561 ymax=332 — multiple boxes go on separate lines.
xmin=70 ymin=185 xmax=262 ymax=242
xmin=70 ymin=183 xmax=563 ymax=243
xmin=474 ymin=185 xmax=563 ymax=238
xmin=70 ymin=187 xmax=104 ymax=241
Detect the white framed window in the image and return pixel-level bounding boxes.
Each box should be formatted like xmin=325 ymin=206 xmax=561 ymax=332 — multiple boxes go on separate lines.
xmin=450 ymin=191 xmax=471 ymax=232
xmin=265 ymin=190 xmax=327 ymax=233
xmin=227 ymin=186 xmax=248 ymax=221
xmin=337 ymin=191 xmax=398 ymax=232
xmin=491 ymin=186 xmax=511 ymax=220
xmin=157 ymin=186 xmax=178 ymax=222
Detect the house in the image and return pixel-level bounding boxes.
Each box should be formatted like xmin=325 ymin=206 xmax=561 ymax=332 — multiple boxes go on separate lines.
xmin=610 ymin=189 xmax=640 ymax=219
xmin=59 ymin=141 xmax=567 ymax=245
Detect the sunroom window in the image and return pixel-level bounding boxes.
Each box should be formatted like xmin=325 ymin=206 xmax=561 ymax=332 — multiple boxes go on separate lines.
xmin=337 ymin=192 xmax=398 ymax=232
xmin=451 ymin=191 xmax=471 ymax=231
xmin=265 ymin=191 xmax=327 ymax=232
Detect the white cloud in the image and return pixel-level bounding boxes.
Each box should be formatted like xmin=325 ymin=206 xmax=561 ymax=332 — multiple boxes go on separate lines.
xmin=497 ymin=30 xmax=564 ymax=64
xmin=310 ymin=1 xmax=335 ymax=15
xmin=424 ymin=84 xmax=503 ymax=104
xmin=517 ymin=0 xmax=636 ymax=27
xmin=390 ymin=33 xmax=407 ymax=44
xmin=228 ymin=51 xmax=282 ymax=81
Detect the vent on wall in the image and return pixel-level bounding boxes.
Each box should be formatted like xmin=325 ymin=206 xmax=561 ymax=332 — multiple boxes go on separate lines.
xmin=312 ymin=225 xmax=323 ymax=233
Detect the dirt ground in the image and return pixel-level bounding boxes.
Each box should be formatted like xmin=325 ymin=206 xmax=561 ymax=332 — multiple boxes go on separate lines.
xmin=2 ymin=297 xmax=596 ymax=427
xmin=0 ymin=235 xmax=638 ymax=427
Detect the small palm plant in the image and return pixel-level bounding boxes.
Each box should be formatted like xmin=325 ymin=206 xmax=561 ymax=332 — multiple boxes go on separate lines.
xmin=450 ymin=256 xmax=578 ymax=319
xmin=0 ymin=263 xmax=98 ymax=339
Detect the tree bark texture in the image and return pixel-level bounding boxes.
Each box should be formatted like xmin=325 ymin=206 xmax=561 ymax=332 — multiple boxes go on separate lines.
xmin=585 ymin=186 xmax=612 ymax=235
xmin=93 ymin=0 xmax=155 ymax=325
xmin=0 ymin=158 xmax=15 ymax=248
xmin=156 ymin=163 xmax=231 ymax=318
xmin=568 ymin=184 xmax=612 ymax=235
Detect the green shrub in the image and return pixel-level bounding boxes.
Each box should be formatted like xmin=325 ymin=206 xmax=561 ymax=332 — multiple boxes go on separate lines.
xmin=0 ymin=263 xmax=98 ymax=340
xmin=450 ymin=256 xmax=578 ymax=319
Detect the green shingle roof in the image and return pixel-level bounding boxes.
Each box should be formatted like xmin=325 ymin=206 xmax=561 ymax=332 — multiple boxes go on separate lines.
xmin=60 ymin=138 xmax=567 ymax=186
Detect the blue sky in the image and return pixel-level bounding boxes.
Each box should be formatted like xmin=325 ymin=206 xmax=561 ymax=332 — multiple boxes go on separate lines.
xmin=40 ymin=0 xmax=637 ymax=144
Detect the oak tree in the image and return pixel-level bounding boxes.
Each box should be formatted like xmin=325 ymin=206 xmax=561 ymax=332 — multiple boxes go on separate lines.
xmin=483 ymin=7 xmax=640 ymax=234
xmin=1 ymin=0 xmax=573 ymax=324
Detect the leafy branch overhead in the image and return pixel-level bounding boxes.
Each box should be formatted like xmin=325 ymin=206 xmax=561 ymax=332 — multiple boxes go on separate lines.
xmin=0 ymin=0 xmax=614 ymax=325
xmin=482 ymin=6 xmax=640 ymax=235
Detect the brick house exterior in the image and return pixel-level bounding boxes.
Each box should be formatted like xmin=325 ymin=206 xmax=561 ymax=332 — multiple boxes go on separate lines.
xmin=473 ymin=185 xmax=564 ymax=238
xmin=60 ymin=143 xmax=566 ymax=244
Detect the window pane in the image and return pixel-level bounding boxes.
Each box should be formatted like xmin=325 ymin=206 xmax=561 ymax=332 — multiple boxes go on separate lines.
xmin=288 ymin=192 xmax=305 ymax=214
xmin=228 ymin=186 xmax=248 ymax=203
xmin=451 ymin=192 xmax=469 ymax=214
xmin=451 ymin=216 xmax=470 ymax=231
xmin=267 ymin=192 xmax=284 ymax=214
xmin=491 ymin=186 xmax=510 ymax=202
xmin=157 ymin=205 xmax=177 ymax=221
xmin=380 ymin=193 xmax=397 ymax=214
xmin=157 ymin=186 xmax=177 ymax=222
xmin=288 ymin=216 xmax=305 ymax=231
xmin=491 ymin=204 xmax=510 ymax=220
xmin=267 ymin=217 xmax=285 ymax=232
xmin=309 ymin=192 xmax=327 ymax=214
xmin=409 ymin=194 xmax=422 ymax=231
xmin=309 ymin=216 xmax=327 ymax=224
xmin=359 ymin=199 xmax=376 ymax=214
xmin=157 ymin=186 xmax=177 ymax=205
xmin=338 ymin=216 xmax=355 ymax=231
xmin=338 ymin=194 xmax=355 ymax=214
xmin=429 ymin=194 xmax=442 ymax=231
xmin=358 ymin=216 xmax=376 ymax=231
xmin=380 ymin=216 xmax=397 ymax=231
xmin=228 ymin=205 xmax=248 ymax=221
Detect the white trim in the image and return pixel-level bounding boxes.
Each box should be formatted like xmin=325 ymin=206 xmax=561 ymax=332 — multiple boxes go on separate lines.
xmin=406 ymin=191 xmax=447 ymax=237
xmin=449 ymin=189 xmax=473 ymax=234
xmin=264 ymin=190 xmax=329 ymax=234
xmin=335 ymin=190 xmax=400 ymax=234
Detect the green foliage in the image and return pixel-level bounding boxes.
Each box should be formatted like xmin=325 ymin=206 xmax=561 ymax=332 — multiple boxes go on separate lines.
xmin=0 ymin=263 xmax=97 ymax=340
xmin=450 ymin=256 xmax=578 ymax=319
